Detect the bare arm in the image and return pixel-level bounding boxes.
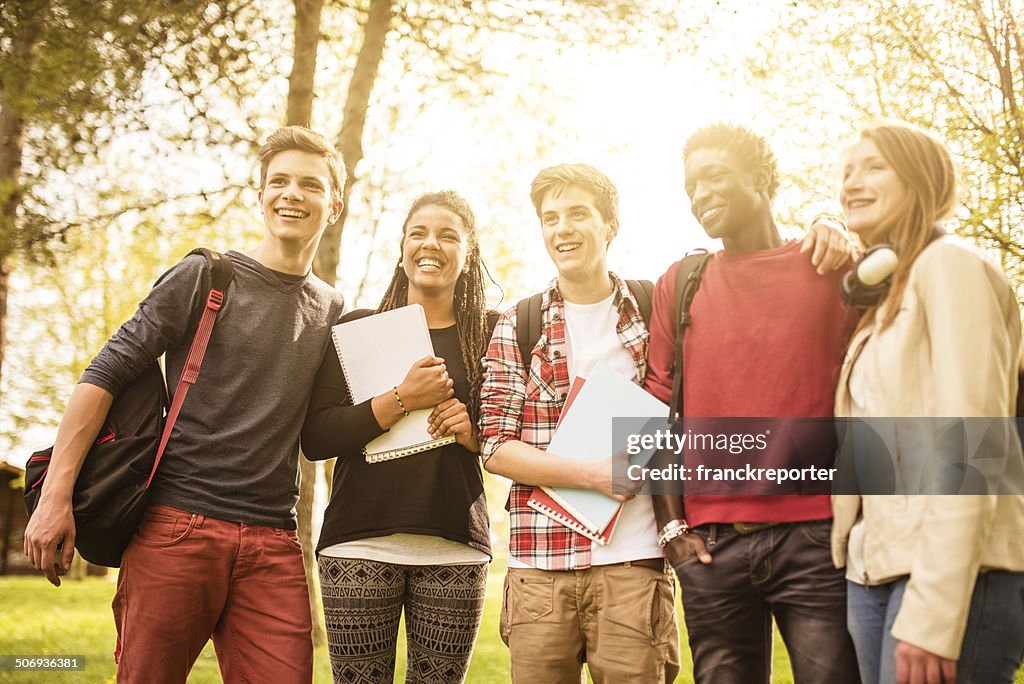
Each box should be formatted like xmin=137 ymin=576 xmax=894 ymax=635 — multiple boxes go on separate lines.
xmin=484 ymin=440 xmax=626 ymax=500
xmin=24 ymin=383 xmax=113 ymax=586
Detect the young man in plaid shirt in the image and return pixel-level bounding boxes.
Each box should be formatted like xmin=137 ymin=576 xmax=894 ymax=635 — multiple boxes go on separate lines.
xmin=479 ymin=163 xmax=681 ymax=683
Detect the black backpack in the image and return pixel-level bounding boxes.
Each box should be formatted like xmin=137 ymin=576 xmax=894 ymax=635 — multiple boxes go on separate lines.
xmin=24 ymin=248 xmax=233 ymax=567
xmin=514 ymin=279 xmax=655 ymax=365
xmin=668 ymin=251 xmax=711 ymax=424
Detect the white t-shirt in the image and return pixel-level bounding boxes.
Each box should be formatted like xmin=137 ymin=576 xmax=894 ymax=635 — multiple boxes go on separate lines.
xmin=565 ymin=294 xmax=662 ymax=566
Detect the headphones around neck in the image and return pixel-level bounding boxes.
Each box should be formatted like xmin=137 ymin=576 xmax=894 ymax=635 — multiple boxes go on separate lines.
xmin=840 ymin=244 xmax=898 ymax=309
xmin=840 ymin=225 xmax=947 ymax=309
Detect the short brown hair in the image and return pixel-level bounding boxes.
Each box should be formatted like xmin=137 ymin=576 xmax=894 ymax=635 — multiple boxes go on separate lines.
xmin=529 ymin=163 xmax=619 ymax=232
xmin=258 ymin=126 xmax=346 ymax=203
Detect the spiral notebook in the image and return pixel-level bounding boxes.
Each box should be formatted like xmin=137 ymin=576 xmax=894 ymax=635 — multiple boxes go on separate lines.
xmin=331 ymin=304 xmax=455 ymax=463
xmin=536 ymin=363 xmax=669 ymax=536
xmin=526 ymin=376 xmax=624 ymax=543
xmin=527 ymin=486 xmax=622 ymax=545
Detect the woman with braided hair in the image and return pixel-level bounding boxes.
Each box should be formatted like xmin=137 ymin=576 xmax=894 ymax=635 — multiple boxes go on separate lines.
xmin=302 ymin=190 xmax=497 ymax=683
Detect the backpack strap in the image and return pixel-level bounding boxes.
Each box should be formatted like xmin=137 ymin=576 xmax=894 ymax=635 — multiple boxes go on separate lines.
xmin=515 ymin=292 xmax=544 ymax=366
xmin=146 ymin=249 xmax=234 ymax=487
xmin=191 ymin=247 xmax=234 ymax=294
xmin=669 ymin=251 xmax=711 ymax=425
xmin=625 ymin=279 xmax=655 ymax=324
xmin=515 ymin=279 xmax=656 ymax=365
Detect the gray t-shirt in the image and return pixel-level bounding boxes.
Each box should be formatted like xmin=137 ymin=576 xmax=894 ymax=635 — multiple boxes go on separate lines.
xmin=80 ymin=250 xmax=346 ymax=528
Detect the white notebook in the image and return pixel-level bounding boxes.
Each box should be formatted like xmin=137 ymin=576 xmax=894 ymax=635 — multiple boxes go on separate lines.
xmin=331 ymin=304 xmax=455 ymax=463
xmin=541 ymin=362 xmax=669 ymax=534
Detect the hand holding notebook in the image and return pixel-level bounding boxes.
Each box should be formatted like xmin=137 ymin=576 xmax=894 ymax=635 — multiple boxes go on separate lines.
xmin=531 ymin=363 xmax=669 ymax=540
xmin=331 ymin=304 xmax=456 ymax=462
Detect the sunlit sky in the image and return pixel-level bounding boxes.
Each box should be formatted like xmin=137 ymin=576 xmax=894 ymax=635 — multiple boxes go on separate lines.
xmin=332 ymin=6 xmax=848 ymax=309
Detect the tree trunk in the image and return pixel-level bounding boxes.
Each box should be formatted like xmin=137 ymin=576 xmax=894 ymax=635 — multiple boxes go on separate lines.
xmin=286 ymin=0 xmax=325 ymax=127
xmin=295 ymin=454 xmax=323 ymax=647
xmin=285 ymin=0 xmax=328 ymax=650
xmin=0 ymin=7 xmax=38 ymax=410
xmin=0 ymin=256 xmax=10 ymax=410
xmin=313 ymin=0 xmax=394 ymax=285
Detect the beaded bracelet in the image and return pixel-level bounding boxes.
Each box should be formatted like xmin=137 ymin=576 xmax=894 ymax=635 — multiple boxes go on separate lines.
xmin=393 ymin=386 xmax=409 ymax=417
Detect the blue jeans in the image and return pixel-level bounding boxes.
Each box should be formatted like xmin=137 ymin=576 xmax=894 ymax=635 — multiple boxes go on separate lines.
xmin=847 ymin=571 xmax=1024 ymax=683
xmin=675 ymin=520 xmax=859 ymax=684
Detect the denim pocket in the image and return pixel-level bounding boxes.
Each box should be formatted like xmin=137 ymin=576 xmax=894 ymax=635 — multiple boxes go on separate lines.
xmin=650 ymin=575 xmax=676 ymax=645
xmin=133 ymin=507 xmax=197 ymax=547
xmin=602 ymin=567 xmax=662 ymax=639
xmin=277 ymin=528 xmax=303 ymax=552
xmin=798 ymin=519 xmax=833 ymax=549
xmin=499 ymin=574 xmax=512 ymax=645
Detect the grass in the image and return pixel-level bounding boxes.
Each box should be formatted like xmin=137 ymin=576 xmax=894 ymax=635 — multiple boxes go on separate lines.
xmin=1 ymin=566 xmax=1021 ymax=683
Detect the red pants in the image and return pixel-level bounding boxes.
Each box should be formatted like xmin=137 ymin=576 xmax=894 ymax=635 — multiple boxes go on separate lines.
xmin=112 ymin=504 xmax=313 ymax=683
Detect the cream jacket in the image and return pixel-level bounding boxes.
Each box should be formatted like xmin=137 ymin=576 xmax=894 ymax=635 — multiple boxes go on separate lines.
xmin=831 ymin=238 xmax=1024 ymax=660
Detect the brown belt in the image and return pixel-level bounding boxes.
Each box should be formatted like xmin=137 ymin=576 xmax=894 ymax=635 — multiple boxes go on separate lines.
xmin=621 ymin=557 xmax=666 ymax=571
xmin=731 ymin=522 xmax=780 ymax=535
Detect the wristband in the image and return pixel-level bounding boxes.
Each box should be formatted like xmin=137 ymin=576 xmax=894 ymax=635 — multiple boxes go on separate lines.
xmin=393 ymin=386 xmax=409 ymax=417
xmin=657 ymin=518 xmax=689 ymax=548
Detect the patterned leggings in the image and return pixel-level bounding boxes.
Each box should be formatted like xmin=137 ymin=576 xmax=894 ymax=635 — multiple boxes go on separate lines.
xmin=317 ymin=557 xmax=488 ymax=684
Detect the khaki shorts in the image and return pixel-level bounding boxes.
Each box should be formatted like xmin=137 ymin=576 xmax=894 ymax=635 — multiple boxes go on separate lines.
xmin=500 ymin=563 xmax=680 ymax=683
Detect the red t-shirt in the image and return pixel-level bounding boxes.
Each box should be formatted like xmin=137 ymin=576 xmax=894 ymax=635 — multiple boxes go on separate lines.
xmin=644 ymin=240 xmax=857 ymax=525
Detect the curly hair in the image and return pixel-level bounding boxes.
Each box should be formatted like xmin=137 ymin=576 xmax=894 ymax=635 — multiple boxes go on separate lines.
xmin=377 ymin=190 xmax=490 ymax=422
xmin=683 ymin=123 xmax=779 ymax=200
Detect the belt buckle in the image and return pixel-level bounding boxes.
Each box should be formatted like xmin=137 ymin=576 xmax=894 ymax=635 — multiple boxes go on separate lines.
xmin=732 ymin=522 xmax=777 ymax=535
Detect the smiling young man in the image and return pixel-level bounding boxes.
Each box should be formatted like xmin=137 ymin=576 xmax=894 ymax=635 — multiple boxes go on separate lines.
xmin=479 ymin=163 xmax=681 ymax=683
xmin=644 ymin=123 xmax=860 ymax=683
xmin=24 ymin=126 xmax=347 ymax=683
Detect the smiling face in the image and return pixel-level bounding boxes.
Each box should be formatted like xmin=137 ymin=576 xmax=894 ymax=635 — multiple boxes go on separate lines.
xmin=401 ymin=204 xmax=470 ymax=301
xmin=539 ymin=184 xmax=616 ymax=287
xmin=683 ymin=147 xmax=767 ymax=243
xmin=841 ymin=138 xmax=910 ymax=245
xmin=259 ymin=149 xmax=342 ymax=248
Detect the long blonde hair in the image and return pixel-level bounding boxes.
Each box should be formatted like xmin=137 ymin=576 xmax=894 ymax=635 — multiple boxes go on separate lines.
xmin=853 ymin=122 xmax=960 ymax=334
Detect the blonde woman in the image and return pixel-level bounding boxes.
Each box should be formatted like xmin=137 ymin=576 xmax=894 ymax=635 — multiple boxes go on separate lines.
xmin=832 ymin=121 xmax=1024 ymax=683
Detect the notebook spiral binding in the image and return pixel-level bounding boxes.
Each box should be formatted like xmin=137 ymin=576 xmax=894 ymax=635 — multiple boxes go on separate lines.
xmin=363 ymin=434 xmax=456 ymax=464
xmin=526 ymin=497 xmax=610 ymax=545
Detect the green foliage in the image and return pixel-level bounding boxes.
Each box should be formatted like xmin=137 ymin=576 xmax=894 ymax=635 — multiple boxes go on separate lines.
xmin=747 ymin=0 xmax=1024 ymax=287
xmin=0 ymin=0 xmax=272 ymax=260
xmin=0 ymin=196 xmax=252 ymax=451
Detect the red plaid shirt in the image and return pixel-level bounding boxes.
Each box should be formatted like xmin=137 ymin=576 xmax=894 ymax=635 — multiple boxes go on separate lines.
xmin=479 ymin=274 xmax=649 ymax=570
